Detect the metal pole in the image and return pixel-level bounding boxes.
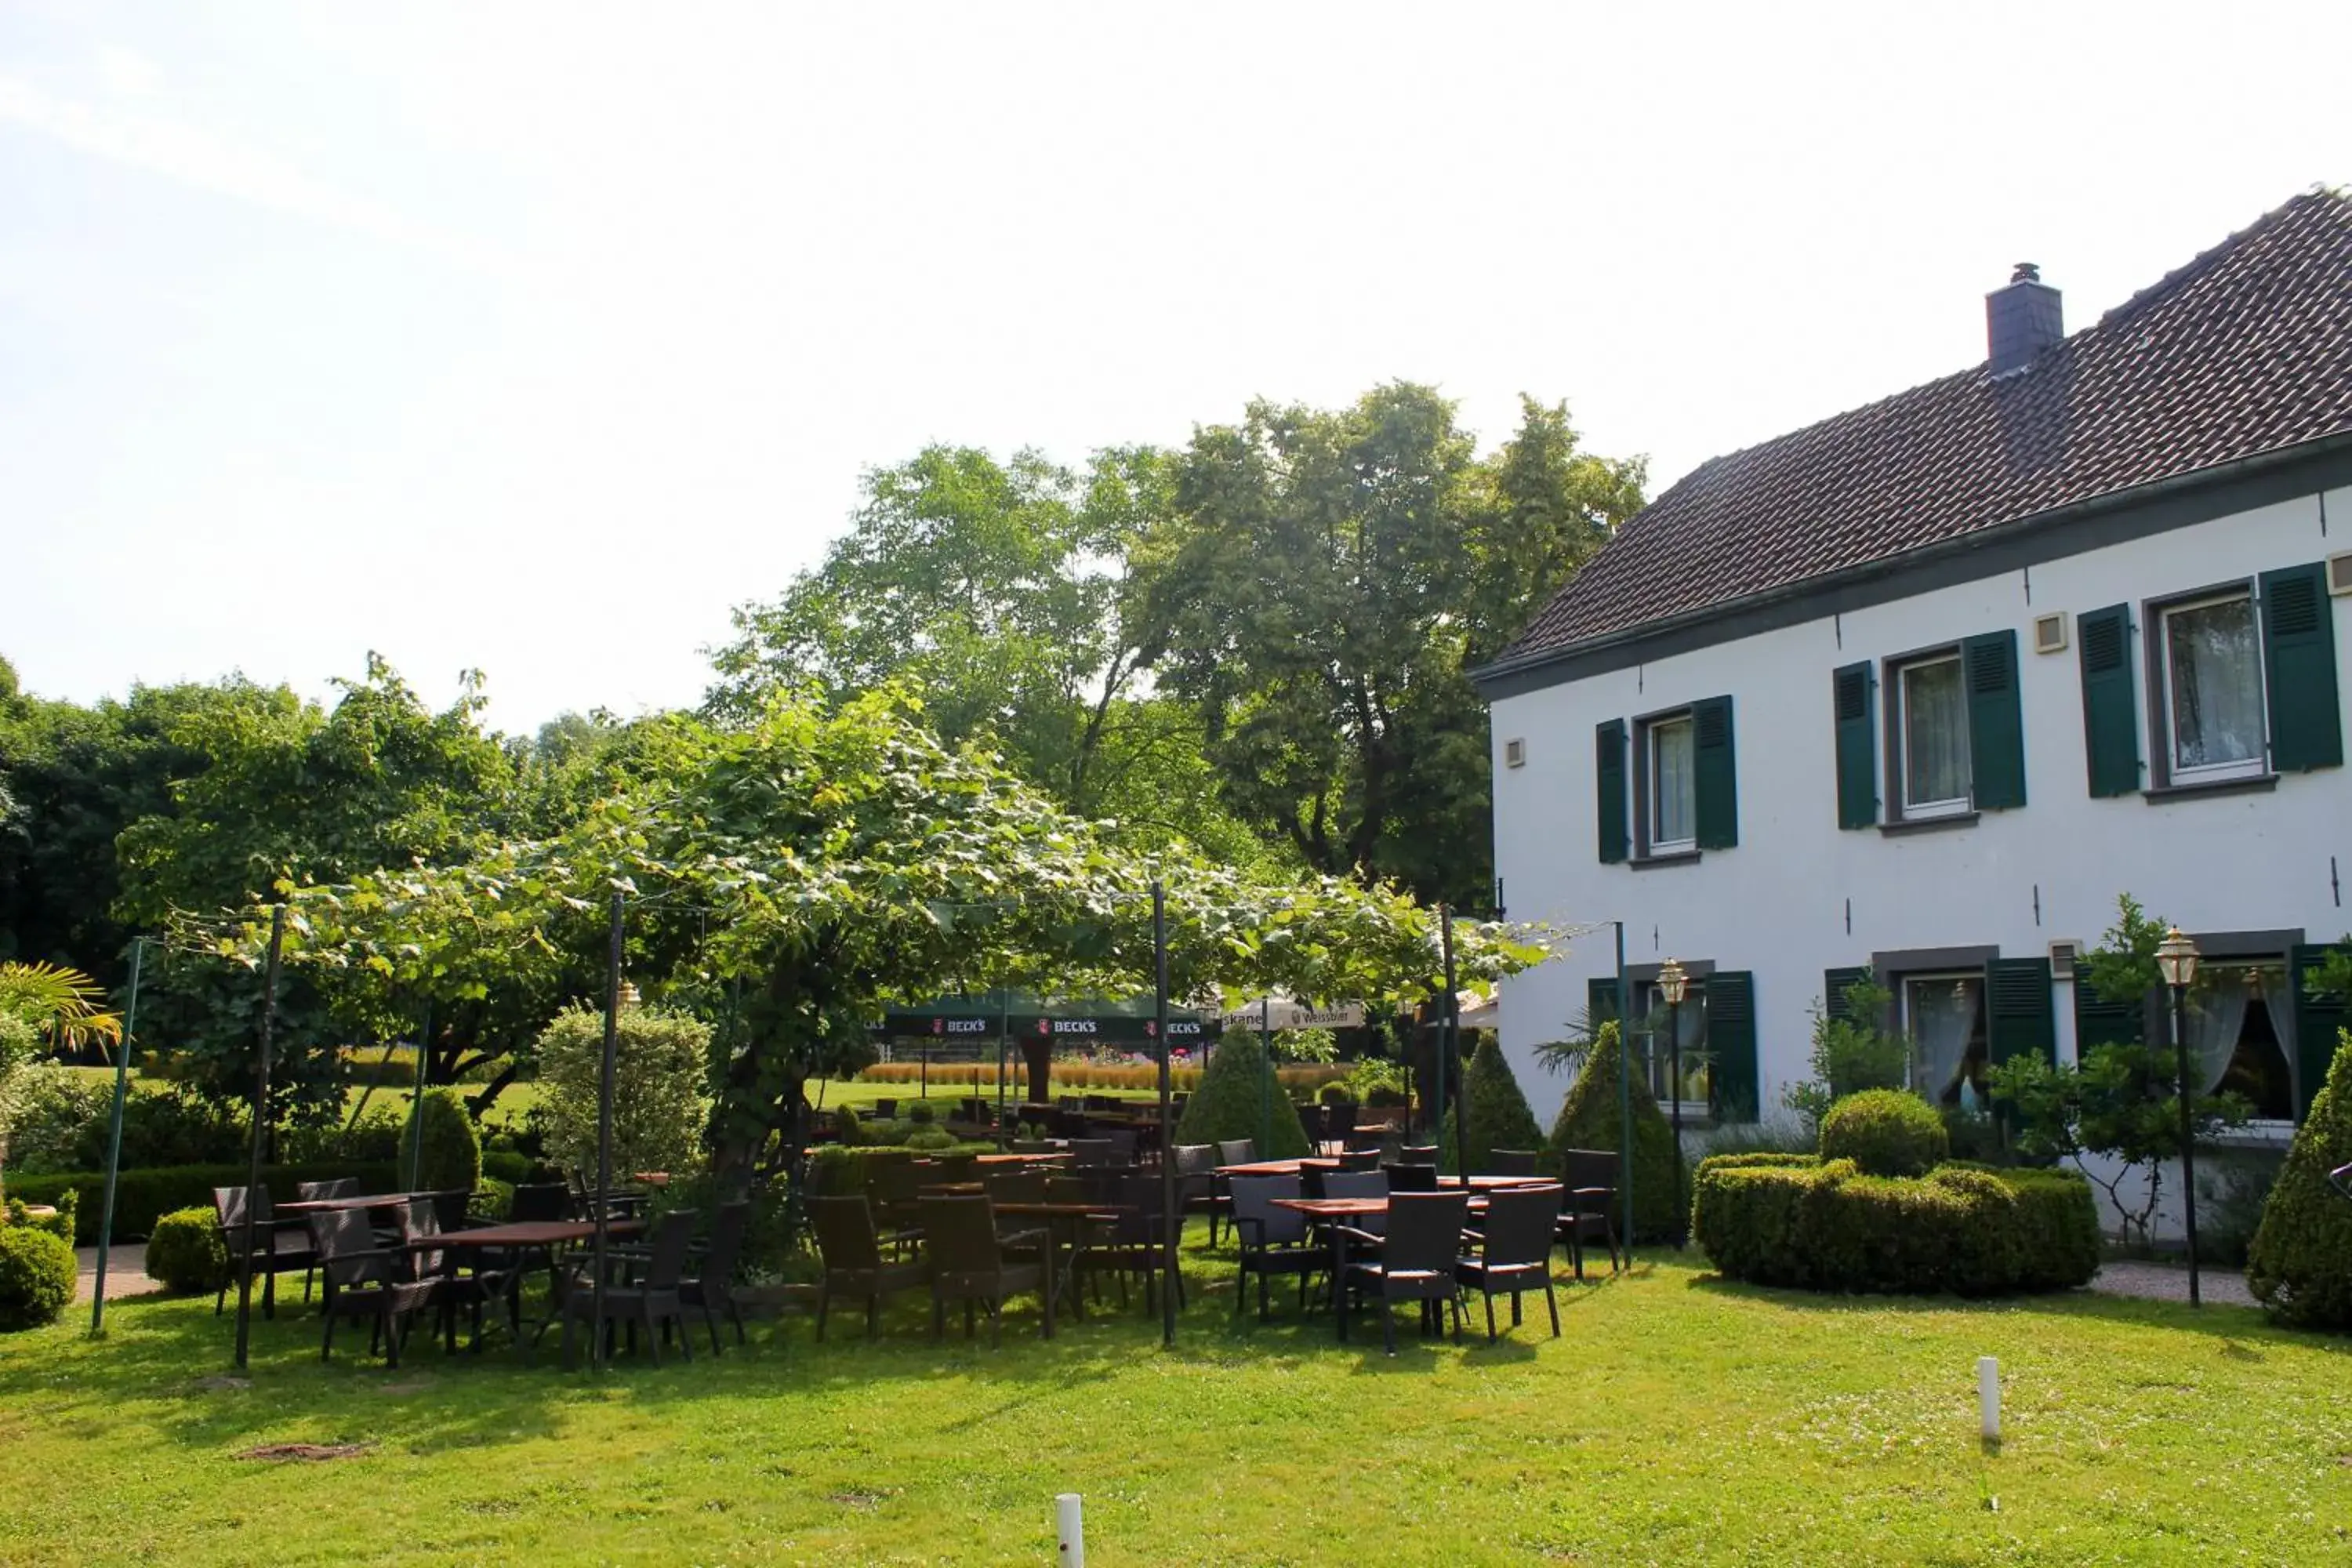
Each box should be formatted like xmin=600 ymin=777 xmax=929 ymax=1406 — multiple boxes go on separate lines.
xmin=1154 ymin=881 xmax=1175 ymax=1348
xmin=1616 ymin=920 xmax=1632 ymax=1263
xmin=996 ymin=989 xmax=1010 ymax=1149
xmin=232 ymin=906 xmax=285 ymax=1372
xmin=404 ymin=998 xmax=431 ymax=1188
xmin=1443 ymin=906 xmax=1464 ymax=1179
xmin=89 ymin=937 xmax=145 ymax=1337
xmin=2172 ymin=982 xmax=2201 ymax=1308
xmin=1258 ymin=996 xmax=1272 ymax=1154
xmin=1668 ymin=995 xmax=1685 ymax=1249
xmin=1431 ymin=907 xmax=1448 ymax=1164
xmin=591 ymin=891 xmax=623 ymax=1369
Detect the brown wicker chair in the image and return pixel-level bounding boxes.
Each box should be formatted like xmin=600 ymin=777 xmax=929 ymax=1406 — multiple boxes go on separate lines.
xmin=1338 ymin=1190 xmax=1471 ymax=1355
xmin=1457 ymin=1183 xmax=1563 ymax=1339
xmin=561 ymin=1208 xmax=698 ymax=1367
xmin=211 ymin=1184 xmax=318 ymax=1319
xmin=1171 ymin=1144 xmax=1227 ymax=1245
xmin=810 ymin=1196 xmax=927 ymax=1340
xmin=920 ymin=1195 xmax=1054 ymax=1346
xmin=1229 ymin=1175 xmax=1319 ymax=1321
xmin=677 ymin=1200 xmax=753 ymax=1354
xmin=1555 ymin=1149 xmax=1624 ymax=1279
xmin=314 ymin=1208 xmax=439 ymax=1367
xmin=1488 ymin=1149 xmax=1542 ymax=1176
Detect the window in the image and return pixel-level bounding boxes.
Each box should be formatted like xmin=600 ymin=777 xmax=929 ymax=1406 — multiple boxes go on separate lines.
xmin=1648 ymin=714 xmax=1696 ymax=851
xmin=2185 ymin=960 xmax=2297 ymax=1121
xmin=2161 ymin=590 xmax=2267 ymax=780
xmin=1633 ymin=978 xmax=1708 ymax=1106
xmin=1900 ymin=973 xmax=1989 ymax=1109
xmin=1896 ymin=653 xmax=1971 ymax=815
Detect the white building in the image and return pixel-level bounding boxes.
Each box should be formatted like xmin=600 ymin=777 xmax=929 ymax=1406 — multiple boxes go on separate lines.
xmin=1476 ymin=191 xmax=2352 ymax=1221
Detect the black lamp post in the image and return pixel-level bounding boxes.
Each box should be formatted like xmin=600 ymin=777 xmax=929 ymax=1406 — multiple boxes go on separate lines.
xmin=1657 ymin=956 xmax=1689 ymax=1250
xmin=2156 ymin=927 xmax=2201 ymax=1307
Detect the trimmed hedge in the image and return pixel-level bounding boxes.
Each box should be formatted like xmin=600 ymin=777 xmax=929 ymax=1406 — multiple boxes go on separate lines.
xmin=2246 ymin=1028 xmax=2352 ymax=1330
xmin=1692 ymin=1155 xmax=2099 ymax=1296
xmin=1819 ymin=1089 xmax=1949 ymax=1177
xmin=807 ymin=1143 xmax=1001 ymax=1196
xmin=1173 ymin=1034 xmax=1312 ymax=1159
xmin=145 ymin=1207 xmax=230 ymax=1294
xmin=2 ymin=1151 xmax=536 ymax=1245
xmin=0 ymin=1226 xmax=77 ymax=1331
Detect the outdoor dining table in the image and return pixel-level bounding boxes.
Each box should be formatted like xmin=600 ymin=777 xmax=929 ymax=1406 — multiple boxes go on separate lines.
xmin=993 ymin=1201 xmax=1133 ymax=1324
xmin=975 ymin=1152 xmax=1069 ymax=1166
xmin=278 ymin=1189 xmax=472 ymax=1214
xmin=400 ymin=1218 xmax=644 ymax=1356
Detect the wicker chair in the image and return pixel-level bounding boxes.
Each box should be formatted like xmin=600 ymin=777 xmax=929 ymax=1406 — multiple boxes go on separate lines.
xmin=1489 ymin=1149 xmax=1543 ymax=1176
xmin=1338 ymin=1191 xmax=1471 ymax=1355
xmin=1555 ymin=1149 xmax=1624 ymax=1279
xmin=1073 ymin=1174 xmax=1182 ymax=1314
xmin=920 ymin=1195 xmax=1054 ymax=1346
xmin=1229 ymin=1175 xmax=1318 ymax=1321
xmin=1382 ymin=1161 xmax=1439 ymax=1193
xmin=314 ymin=1208 xmax=439 ymax=1367
xmin=1171 ymin=1144 xmax=1226 ymax=1244
xmin=1215 ymin=1138 xmax=1258 ymax=1167
xmin=211 ymin=1185 xmax=318 ymax=1319
xmin=1457 ymin=1183 xmax=1563 ymax=1340
xmin=678 ymin=1200 xmax=753 ymax=1354
xmin=561 ymin=1208 xmax=698 ymax=1367
xmin=810 ymin=1196 xmax=927 ymax=1340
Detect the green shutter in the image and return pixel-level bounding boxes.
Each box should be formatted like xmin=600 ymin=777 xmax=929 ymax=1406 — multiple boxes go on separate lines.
xmin=1833 ymin=662 xmax=1877 ymax=829
xmin=1595 ymin=720 xmax=1628 ymax=864
xmin=1985 ymin=957 xmax=2055 ymax=1068
xmin=1587 ymin=976 xmax=1621 ymax=1030
xmin=2259 ymin=564 xmax=2343 ymax=772
xmin=1963 ymin=630 xmax=2027 ymax=811
xmin=1823 ymin=966 xmax=1871 ymax=1024
xmin=1692 ymin=695 xmax=1738 ymax=849
xmin=2077 ymin=604 xmax=2140 ymax=797
xmin=2288 ymin=944 xmax=2348 ymax=1122
xmin=2073 ymin=981 xmax=2144 ymax=1054
xmin=1706 ymin=971 xmax=1758 ymax=1120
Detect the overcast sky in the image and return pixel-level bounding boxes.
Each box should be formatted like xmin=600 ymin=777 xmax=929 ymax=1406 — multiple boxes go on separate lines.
xmin=4 ymin=2 xmax=2345 ymax=731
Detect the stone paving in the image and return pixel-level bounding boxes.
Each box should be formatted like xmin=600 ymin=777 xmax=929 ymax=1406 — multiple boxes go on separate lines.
xmin=2088 ymin=1259 xmax=2258 ymax=1308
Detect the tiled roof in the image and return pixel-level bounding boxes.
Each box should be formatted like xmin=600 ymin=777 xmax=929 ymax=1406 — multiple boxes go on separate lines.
xmin=1495 ymin=189 xmax=2352 ymax=667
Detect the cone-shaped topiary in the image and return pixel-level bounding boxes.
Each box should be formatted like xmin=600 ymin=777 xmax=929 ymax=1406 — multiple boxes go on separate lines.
xmin=1819 ymin=1088 xmax=1949 ymax=1178
xmin=1543 ymin=1022 xmax=1681 ymax=1242
xmin=2246 ymin=1029 xmax=2352 ymax=1330
xmin=1174 ymin=1033 xmax=1312 ymax=1158
xmin=1439 ymin=1036 xmax=1546 ymax=1173
xmin=398 ymin=1087 xmax=482 ymax=1196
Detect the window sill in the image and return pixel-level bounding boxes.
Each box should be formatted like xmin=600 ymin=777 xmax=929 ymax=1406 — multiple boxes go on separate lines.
xmin=2203 ymin=1120 xmax=2296 ymax=1149
xmin=1878 ymin=811 xmax=1980 ymax=837
xmin=1628 ymin=849 xmax=1703 ymax=872
xmin=2143 ymin=774 xmax=2278 ymax=804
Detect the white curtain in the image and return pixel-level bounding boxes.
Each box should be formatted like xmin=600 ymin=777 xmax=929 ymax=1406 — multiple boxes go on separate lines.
xmin=1911 ymin=981 xmax=1977 ymax=1102
xmin=2181 ymin=981 xmax=2248 ymax=1094
xmin=1654 ymin=721 xmax=1695 ymax=844
xmin=2260 ymin=969 xmax=2299 ymax=1105
xmin=1903 ymin=660 xmax=1969 ymax=806
xmin=2168 ymin=599 xmax=2265 ymax=768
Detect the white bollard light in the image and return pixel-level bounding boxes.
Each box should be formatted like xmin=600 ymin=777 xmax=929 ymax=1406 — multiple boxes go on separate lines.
xmin=1978 ymin=1356 xmax=2001 ymax=1442
xmin=1056 ymin=1493 xmax=1085 ymax=1567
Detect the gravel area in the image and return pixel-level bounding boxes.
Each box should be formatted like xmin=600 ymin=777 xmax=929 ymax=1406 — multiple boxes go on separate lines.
xmin=2089 ymin=1259 xmax=2257 ymax=1308
xmin=74 ymin=1243 xmax=162 ymax=1304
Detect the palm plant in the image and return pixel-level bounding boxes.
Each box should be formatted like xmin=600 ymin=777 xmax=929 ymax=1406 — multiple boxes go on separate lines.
xmin=0 ymin=961 xmax=124 ymax=1051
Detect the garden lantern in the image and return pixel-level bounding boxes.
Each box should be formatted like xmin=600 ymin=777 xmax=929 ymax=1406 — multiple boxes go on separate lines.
xmin=1657 ymin=957 xmax=1689 ymax=1248
xmin=2156 ymin=927 xmax=2201 ymax=1305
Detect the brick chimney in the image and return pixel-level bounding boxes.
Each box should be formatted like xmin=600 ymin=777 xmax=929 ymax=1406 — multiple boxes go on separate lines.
xmin=1986 ymin=262 xmax=2063 ymax=376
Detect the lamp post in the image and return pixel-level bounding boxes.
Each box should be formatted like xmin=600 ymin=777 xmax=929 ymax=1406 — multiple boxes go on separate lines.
xmin=2156 ymin=927 xmax=2202 ymax=1307
xmin=1657 ymin=956 xmax=1689 ymax=1250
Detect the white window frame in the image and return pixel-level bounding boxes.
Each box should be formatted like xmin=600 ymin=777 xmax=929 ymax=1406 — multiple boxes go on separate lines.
xmin=1893 ymin=652 xmax=1972 ymax=818
xmin=2159 ymin=588 xmax=2268 ymax=783
xmin=1647 ymin=713 xmax=1697 ymax=854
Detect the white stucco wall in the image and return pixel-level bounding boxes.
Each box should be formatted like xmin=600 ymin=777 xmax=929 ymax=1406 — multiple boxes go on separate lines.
xmin=1487 ymin=482 xmax=2352 ymax=1156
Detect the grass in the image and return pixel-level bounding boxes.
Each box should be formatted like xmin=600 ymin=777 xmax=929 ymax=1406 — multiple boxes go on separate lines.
xmin=3 ymin=1240 xmax=2348 ymax=1565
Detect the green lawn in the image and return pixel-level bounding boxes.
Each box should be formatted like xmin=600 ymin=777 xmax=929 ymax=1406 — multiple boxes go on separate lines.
xmin=3 ymin=1240 xmax=2347 ymax=1565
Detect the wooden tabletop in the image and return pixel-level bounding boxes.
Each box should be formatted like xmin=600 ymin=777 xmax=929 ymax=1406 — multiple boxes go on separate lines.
xmin=402 ymin=1218 xmax=642 ymax=1248
xmin=1272 ymin=1196 xmax=1497 ymax=1218
xmin=1216 ymin=1158 xmax=1344 ymax=1177
xmin=993 ymin=1202 xmax=1134 ymax=1218
xmin=974 ymin=1152 xmax=1067 ymax=1166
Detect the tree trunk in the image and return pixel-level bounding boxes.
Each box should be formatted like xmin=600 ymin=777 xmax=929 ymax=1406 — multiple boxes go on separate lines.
xmin=1021 ymin=1037 xmax=1052 ymax=1108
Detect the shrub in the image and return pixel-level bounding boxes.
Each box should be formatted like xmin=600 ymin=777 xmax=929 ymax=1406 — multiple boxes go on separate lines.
xmin=1693 ymin=1159 xmax=2099 ymax=1295
xmin=2246 ymin=1029 xmax=2352 ymax=1330
xmin=1543 ymin=1022 xmax=1681 ymax=1242
xmin=3 ymin=1160 xmax=405 ymax=1244
xmin=398 ymin=1087 xmax=482 ymax=1196
xmin=1781 ymin=972 xmax=1908 ymax=1130
xmin=1173 ymin=1033 xmax=1312 ymax=1157
xmin=1317 ymin=1082 xmax=1356 ymax=1107
xmin=806 ymin=1143 xmax=1000 ymax=1196
xmin=905 ymin=1101 xmax=937 ymax=1125
xmin=0 ymin=1225 xmax=75 ymax=1330
xmin=535 ymin=1004 xmax=713 ymax=1181
xmin=470 ymin=1178 xmax=516 ymax=1222
xmin=1439 ymin=1036 xmax=1545 ymax=1174
xmin=145 ymin=1205 xmax=230 ymax=1294
xmin=1819 ymin=1090 xmax=1949 ymax=1178
xmin=2 ymin=1189 xmax=76 ymax=1243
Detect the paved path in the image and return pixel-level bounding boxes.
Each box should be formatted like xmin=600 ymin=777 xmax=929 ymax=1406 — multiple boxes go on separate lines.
xmin=73 ymin=1243 xmax=162 ymax=1305
xmin=2088 ymin=1259 xmax=2257 ymax=1308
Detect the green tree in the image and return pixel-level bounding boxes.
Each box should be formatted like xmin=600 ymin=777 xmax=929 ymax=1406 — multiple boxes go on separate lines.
xmin=1174 ymin=1033 xmax=1311 ymax=1158
xmin=1781 ymin=971 xmax=1910 ymax=1131
xmin=534 ymin=1004 xmax=713 ymax=1181
xmin=1439 ymin=1034 xmax=1545 ymax=1173
xmin=2245 ymin=1029 xmax=2352 ymax=1329
xmin=1544 ymin=1022 xmax=1680 ymax=1243
xmin=1130 ymin=385 xmax=1644 ymax=906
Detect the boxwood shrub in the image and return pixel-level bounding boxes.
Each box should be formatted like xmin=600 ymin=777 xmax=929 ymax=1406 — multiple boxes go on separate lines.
xmin=807 ymin=1143 xmax=1001 ymax=1196
xmin=0 ymin=1226 xmax=78 ymax=1330
xmin=144 ymin=1206 xmax=230 ymax=1294
xmin=1819 ymin=1089 xmax=1949 ymax=1177
xmin=1692 ymin=1156 xmax=2098 ymax=1296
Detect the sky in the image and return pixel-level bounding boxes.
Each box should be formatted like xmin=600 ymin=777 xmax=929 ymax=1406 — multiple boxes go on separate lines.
xmin=3 ymin=2 xmax=2347 ymax=733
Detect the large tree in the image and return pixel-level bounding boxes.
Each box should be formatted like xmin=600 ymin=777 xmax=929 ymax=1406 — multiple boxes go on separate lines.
xmin=1130 ymin=385 xmax=1644 ymax=906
